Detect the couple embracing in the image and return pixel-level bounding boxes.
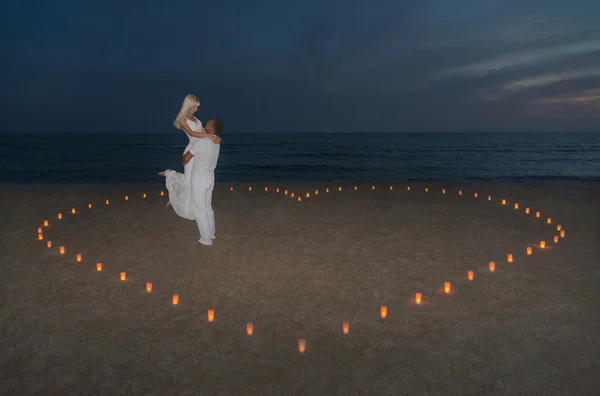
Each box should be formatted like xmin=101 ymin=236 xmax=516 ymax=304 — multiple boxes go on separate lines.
xmin=159 ymin=94 xmax=224 ymax=246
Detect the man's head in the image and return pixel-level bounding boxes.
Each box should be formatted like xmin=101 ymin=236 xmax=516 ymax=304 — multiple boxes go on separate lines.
xmin=206 ymin=118 xmax=224 ymax=135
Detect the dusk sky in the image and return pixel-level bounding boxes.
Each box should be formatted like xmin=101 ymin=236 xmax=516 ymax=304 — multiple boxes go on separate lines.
xmin=2 ymin=0 xmax=600 ymax=133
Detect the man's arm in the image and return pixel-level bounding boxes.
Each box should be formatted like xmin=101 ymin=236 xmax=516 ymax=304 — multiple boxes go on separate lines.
xmin=182 ymin=151 xmax=194 ymax=166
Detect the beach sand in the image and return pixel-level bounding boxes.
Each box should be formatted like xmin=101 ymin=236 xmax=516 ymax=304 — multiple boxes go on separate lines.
xmin=1 ymin=182 xmax=599 ymax=395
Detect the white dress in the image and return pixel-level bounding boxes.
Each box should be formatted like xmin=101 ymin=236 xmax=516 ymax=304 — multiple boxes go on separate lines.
xmin=164 ymin=118 xmax=203 ymax=220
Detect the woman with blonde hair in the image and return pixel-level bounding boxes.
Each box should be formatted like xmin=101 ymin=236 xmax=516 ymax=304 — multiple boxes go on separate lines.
xmin=159 ymin=94 xmax=221 ymax=220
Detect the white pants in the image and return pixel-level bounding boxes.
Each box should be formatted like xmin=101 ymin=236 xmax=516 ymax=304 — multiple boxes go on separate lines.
xmin=191 ymin=171 xmax=215 ymax=245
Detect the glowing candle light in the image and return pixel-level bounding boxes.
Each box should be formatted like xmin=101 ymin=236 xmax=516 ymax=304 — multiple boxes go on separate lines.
xmin=120 ymin=272 xmax=126 ymax=281
xmin=37 ymin=227 xmax=43 ymax=234
xmin=248 ymin=186 xmax=252 ymax=191
xmin=444 ymin=282 xmax=451 ymax=294
xmin=207 ymin=309 xmax=215 ymax=322
xmin=326 ymin=188 xmax=329 ymax=193
xmin=297 ymin=196 xmax=302 ymax=201
xmin=557 ymin=224 xmax=562 ymax=231
xmin=415 ymin=292 xmax=422 ymax=305
xmin=47 ymin=241 xmax=52 ymax=248
xmin=536 ymin=211 xmax=540 ymax=218
xmin=291 ymin=193 xmax=295 ymax=198
xmin=59 ymin=246 xmax=65 ymax=254
xmin=96 ymin=262 xmax=102 ymax=271
xmin=389 ymin=186 xmax=393 ymax=190
xmin=380 ymin=305 xmax=388 ymax=318
xmin=514 ymin=203 xmax=519 ymax=209
xmin=540 ymin=240 xmax=546 ymax=249
xmin=124 ymin=195 xmax=129 ymax=201
xmin=554 ymin=235 xmax=559 ymax=243
xmin=284 ymin=190 xmax=288 ymax=195
xmin=338 ymin=187 xmax=342 ymax=191
xmin=142 ymin=193 xmax=147 ymax=198
xmin=88 ymin=203 xmax=92 ymax=208
xmin=264 ymin=187 xmax=268 ymax=192
xmin=425 ymin=187 xmax=428 ymax=192
xmin=172 ymin=294 xmax=179 ymax=306
xmin=442 ymin=189 xmax=446 ymax=194
xmin=57 ymin=213 xmax=62 ymax=219
xmin=71 ymin=208 xmax=76 ymax=214
xmin=547 ymin=218 xmax=552 ymax=224
xmin=560 ymin=230 xmax=565 ymax=238
xmin=502 ymin=199 xmax=506 ymax=205
xmin=298 ymin=339 xmax=306 ymax=353
xmin=342 ymin=321 xmax=350 ymax=334
xmin=160 ymin=191 xmax=165 ymax=196
xmin=525 ymin=208 xmax=530 ymax=214
xmin=76 ymin=253 xmax=82 ymax=262
xmin=105 ymin=199 xmax=110 ymax=205
xmin=229 ymin=187 xmax=234 ymax=191
xmin=306 ymin=192 xmax=310 ymax=198
xmin=468 ymin=270 xmax=474 ymax=281
xmin=407 ymin=186 xmax=411 ymax=191
xmin=354 ymin=186 xmax=357 ymax=190
xmin=315 ymin=190 xmax=318 ymax=195
xmin=488 ymin=196 xmax=492 ymax=201
xmin=246 ymin=322 xmax=254 ymax=335
xmin=276 ymin=188 xmax=280 ymax=193
xmin=38 ymin=233 xmax=43 ymax=240
xmin=527 ymin=247 xmax=532 ymax=255
xmin=459 ymin=190 xmax=463 ymax=195
xmin=474 ymin=192 xmax=478 ymax=198
xmin=507 ymin=254 xmax=513 ymax=263
xmin=489 ymin=261 xmax=496 ymax=272
xmin=146 ymin=282 xmax=152 ymax=292
xmin=372 ymin=185 xmax=375 ymax=190
xmin=43 ymin=220 xmax=49 ymax=227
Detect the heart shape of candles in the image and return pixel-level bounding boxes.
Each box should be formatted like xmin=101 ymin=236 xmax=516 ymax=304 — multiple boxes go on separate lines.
xmin=38 ymin=185 xmax=565 ymax=353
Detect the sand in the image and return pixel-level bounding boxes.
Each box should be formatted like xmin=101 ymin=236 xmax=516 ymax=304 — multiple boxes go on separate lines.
xmin=1 ymin=182 xmax=599 ymax=396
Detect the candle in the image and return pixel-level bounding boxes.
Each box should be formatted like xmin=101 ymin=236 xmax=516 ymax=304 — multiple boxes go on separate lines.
xmin=96 ymin=262 xmax=102 ymax=271
xmin=59 ymin=246 xmax=65 ymax=254
xmin=372 ymin=185 xmax=375 ymax=190
xmin=306 ymin=192 xmax=310 ymax=198
xmin=389 ymin=186 xmax=393 ymax=190
xmin=507 ymin=254 xmax=513 ymax=263
xmin=38 ymin=233 xmax=43 ymax=240
xmin=146 ymin=282 xmax=152 ymax=292
xmin=264 ymin=187 xmax=268 ymax=191
xmin=536 ymin=211 xmax=541 ymax=218
xmin=560 ymin=230 xmax=565 ymax=238
xmin=120 ymin=272 xmax=126 ymax=281
xmin=527 ymin=247 xmax=532 ymax=255
xmin=276 ymin=188 xmax=280 ymax=193
xmin=172 ymin=294 xmax=179 ymax=306
xmin=458 ymin=190 xmax=463 ymax=195
xmin=554 ymin=235 xmax=559 ymax=243
xmin=415 ymin=292 xmax=422 ymax=305
xmin=47 ymin=241 xmax=52 ymax=248
xmin=229 ymin=187 xmax=233 ymax=191
xmin=297 ymin=196 xmax=302 ymax=201
xmin=425 ymin=187 xmax=428 ymax=192
xmin=442 ymin=189 xmax=446 ymax=194
xmin=124 ymin=195 xmax=129 ymax=201
xmin=284 ymin=190 xmax=288 ymax=195
xmin=57 ymin=213 xmax=62 ymax=219
xmin=88 ymin=203 xmax=92 ymax=208
xmin=326 ymin=188 xmax=329 ymax=193
xmin=291 ymin=193 xmax=295 ymax=198
xmin=514 ymin=203 xmax=519 ymax=209
xmin=407 ymin=186 xmax=411 ymax=191
xmin=540 ymin=240 xmax=546 ymax=249
xmin=468 ymin=270 xmax=474 ymax=281
xmin=160 ymin=191 xmax=165 ymax=196
xmin=380 ymin=305 xmax=388 ymax=318
xmin=76 ymin=253 xmax=82 ymax=262
xmin=525 ymin=208 xmax=530 ymax=214
xmin=474 ymin=192 xmax=478 ymax=198
xmin=208 ymin=309 xmax=215 ymax=322
xmin=444 ymin=282 xmax=451 ymax=294
xmin=37 ymin=227 xmax=43 ymax=234
xmin=142 ymin=193 xmax=147 ymax=198
xmin=502 ymin=199 xmax=506 ymax=205
xmin=557 ymin=224 xmax=562 ymax=231
xmin=338 ymin=187 xmax=342 ymax=191
xmin=248 ymin=186 xmax=252 ymax=191
xmin=547 ymin=218 xmax=552 ymax=224
xmin=315 ymin=190 xmax=318 ymax=195
xmin=298 ymin=339 xmax=306 ymax=353
xmin=342 ymin=321 xmax=350 ymax=334
xmin=43 ymin=220 xmax=49 ymax=227
xmin=246 ymin=322 xmax=254 ymax=335
xmin=488 ymin=196 xmax=492 ymax=201
xmin=489 ymin=261 xmax=496 ymax=272
xmin=71 ymin=208 xmax=76 ymax=214
xmin=105 ymin=199 xmax=110 ymax=205
xmin=354 ymin=186 xmax=357 ymax=191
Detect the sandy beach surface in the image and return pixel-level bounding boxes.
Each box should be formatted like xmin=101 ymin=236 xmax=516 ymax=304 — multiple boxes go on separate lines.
xmin=1 ymin=182 xmax=599 ymax=396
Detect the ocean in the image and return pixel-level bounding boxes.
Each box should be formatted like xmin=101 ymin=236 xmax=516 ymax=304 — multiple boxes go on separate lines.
xmin=1 ymin=132 xmax=599 ymax=184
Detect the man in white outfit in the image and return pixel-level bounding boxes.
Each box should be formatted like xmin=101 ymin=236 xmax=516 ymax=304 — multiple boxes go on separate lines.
xmin=182 ymin=118 xmax=223 ymax=246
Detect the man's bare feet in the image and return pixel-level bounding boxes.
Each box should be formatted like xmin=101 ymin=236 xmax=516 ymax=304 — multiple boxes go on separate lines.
xmin=166 ymin=201 xmax=172 ymax=208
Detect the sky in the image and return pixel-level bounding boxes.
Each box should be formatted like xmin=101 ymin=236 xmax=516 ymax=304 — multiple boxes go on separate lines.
xmin=1 ymin=0 xmax=600 ymax=133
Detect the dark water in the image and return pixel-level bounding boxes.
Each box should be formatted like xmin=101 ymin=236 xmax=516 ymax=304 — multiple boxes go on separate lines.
xmin=1 ymin=133 xmax=599 ymax=184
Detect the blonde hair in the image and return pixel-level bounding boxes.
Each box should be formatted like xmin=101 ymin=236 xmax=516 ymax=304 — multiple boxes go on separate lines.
xmin=173 ymin=94 xmax=200 ymax=129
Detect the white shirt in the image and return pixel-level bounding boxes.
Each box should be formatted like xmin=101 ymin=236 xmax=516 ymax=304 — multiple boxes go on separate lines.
xmin=189 ymin=137 xmax=220 ymax=173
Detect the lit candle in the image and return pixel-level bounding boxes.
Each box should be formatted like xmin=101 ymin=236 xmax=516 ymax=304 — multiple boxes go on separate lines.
xmin=415 ymin=292 xmax=422 ymax=305
xmin=507 ymin=254 xmax=513 ymax=263
xmin=47 ymin=241 xmax=52 ymax=248
xmin=248 ymin=186 xmax=252 ymax=191
xmin=502 ymin=199 xmax=506 ymax=205
xmin=557 ymin=224 xmax=561 ymax=231
xmin=527 ymin=247 xmax=532 ymax=255
xmin=291 ymin=193 xmax=295 ymax=198
xmin=142 ymin=193 xmax=147 ymax=198
xmin=342 ymin=321 xmax=350 ymax=334
xmin=160 ymin=191 xmax=165 ymax=196
xmin=326 ymin=188 xmax=329 ymax=193
xmin=380 ymin=305 xmax=388 ymax=318
xmin=468 ymin=270 xmax=474 ymax=281
xmin=88 ymin=203 xmax=92 ymax=208
xmin=536 ymin=211 xmax=540 ymax=218
xmin=146 ymin=282 xmax=152 ymax=292
xmin=389 ymin=186 xmax=393 ymax=190
xmin=76 ymin=253 xmax=82 ymax=262
xmin=229 ymin=187 xmax=234 ymax=191
xmin=425 ymin=187 xmax=429 ymax=192
xmin=284 ymin=190 xmax=288 ymax=195
xmin=105 ymin=199 xmax=110 ymax=205
xmin=120 ymin=272 xmax=126 ymax=281
xmin=372 ymin=185 xmax=375 ymax=190
xmin=37 ymin=227 xmax=43 ymax=234
xmin=488 ymin=196 xmax=492 ymax=201
xmin=458 ymin=190 xmax=462 ymax=195
xmin=514 ymin=203 xmax=519 ymax=209
xmin=306 ymin=192 xmax=310 ymax=198
xmin=525 ymin=208 xmax=530 ymax=214
xmin=57 ymin=213 xmax=62 ymax=219
xmin=547 ymin=218 xmax=552 ymax=224
xmin=59 ymin=246 xmax=65 ymax=254
xmin=298 ymin=339 xmax=306 ymax=353
xmin=474 ymin=192 xmax=478 ymax=198
xmin=208 ymin=309 xmax=215 ymax=322
xmin=444 ymin=282 xmax=451 ymax=294
xmin=43 ymin=220 xmax=49 ymax=227
xmin=264 ymin=187 xmax=268 ymax=191
xmin=315 ymin=190 xmax=319 ymax=195
xmin=71 ymin=208 xmax=76 ymax=214
xmin=96 ymin=262 xmax=102 ymax=271
xmin=38 ymin=233 xmax=43 ymax=240
xmin=540 ymin=240 xmax=546 ymax=248
xmin=553 ymin=235 xmax=559 ymax=243
xmin=442 ymin=189 xmax=446 ymax=194
xmin=407 ymin=186 xmax=411 ymax=191
xmin=124 ymin=195 xmax=129 ymax=201
xmin=276 ymin=188 xmax=280 ymax=193
xmin=297 ymin=196 xmax=302 ymax=201
xmin=338 ymin=187 xmax=342 ymax=191
xmin=560 ymin=230 xmax=565 ymax=238
xmin=172 ymin=294 xmax=179 ymax=306
xmin=354 ymin=186 xmax=357 ymax=190
xmin=246 ymin=322 xmax=254 ymax=335
xmin=489 ymin=261 xmax=495 ymax=272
